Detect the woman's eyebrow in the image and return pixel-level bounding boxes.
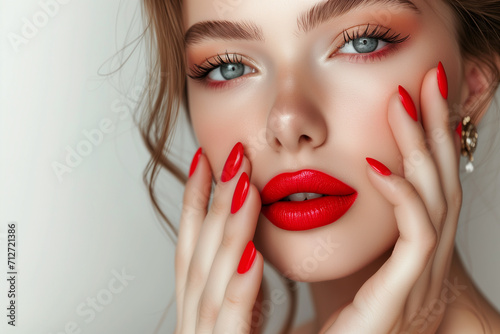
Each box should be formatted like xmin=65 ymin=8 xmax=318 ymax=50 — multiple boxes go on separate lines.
xmin=184 ymin=0 xmax=419 ymax=47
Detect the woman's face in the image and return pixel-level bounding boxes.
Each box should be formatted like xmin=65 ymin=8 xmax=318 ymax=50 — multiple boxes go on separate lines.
xmin=183 ymin=0 xmax=463 ymax=281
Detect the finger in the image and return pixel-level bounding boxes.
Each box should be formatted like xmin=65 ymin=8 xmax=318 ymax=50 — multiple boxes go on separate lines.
xmin=176 ymin=149 xmax=212 ymax=328
xmin=388 ymin=89 xmax=447 ymax=232
xmin=214 ymin=248 xmax=264 ymax=334
xmin=197 ymin=179 xmax=261 ymax=333
xmin=181 ymin=144 xmax=249 ymax=333
xmin=331 ymin=161 xmax=437 ymax=333
xmin=420 ymin=65 xmax=461 ymax=199
xmin=419 ymin=65 xmax=462 ymax=279
xmin=387 ymin=85 xmax=442 ymax=317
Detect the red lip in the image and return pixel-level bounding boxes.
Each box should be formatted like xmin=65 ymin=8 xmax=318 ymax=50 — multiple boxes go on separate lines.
xmin=260 ymin=170 xmax=357 ymax=231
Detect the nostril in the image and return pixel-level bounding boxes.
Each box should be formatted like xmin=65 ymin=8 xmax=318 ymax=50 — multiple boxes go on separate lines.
xmin=299 ymin=134 xmax=312 ymax=143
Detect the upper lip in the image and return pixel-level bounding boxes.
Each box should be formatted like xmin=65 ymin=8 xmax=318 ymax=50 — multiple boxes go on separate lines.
xmin=260 ymin=169 xmax=356 ymax=205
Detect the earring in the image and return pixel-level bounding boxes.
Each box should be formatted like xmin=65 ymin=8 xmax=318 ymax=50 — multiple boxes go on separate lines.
xmin=460 ymin=116 xmax=478 ymax=173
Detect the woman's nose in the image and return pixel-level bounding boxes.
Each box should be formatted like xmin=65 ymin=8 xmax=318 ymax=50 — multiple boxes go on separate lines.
xmin=266 ymin=78 xmax=328 ymax=153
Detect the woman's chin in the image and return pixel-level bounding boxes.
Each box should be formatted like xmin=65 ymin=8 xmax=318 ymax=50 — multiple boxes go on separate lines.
xmin=254 ymin=215 xmax=398 ymax=283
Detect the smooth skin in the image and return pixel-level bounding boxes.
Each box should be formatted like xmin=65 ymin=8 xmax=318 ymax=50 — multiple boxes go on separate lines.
xmin=176 ymin=154 xmax=263 ymax=333
xmin=176 ymin=66 xmax=500 ymax=333
xmin=176 ymin=0 xmax=500 ymax=332
xmin=320 ymin=67 xmax=459 ymax=333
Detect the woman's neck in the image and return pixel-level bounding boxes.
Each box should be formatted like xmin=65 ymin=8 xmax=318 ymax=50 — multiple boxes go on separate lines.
xmin=307 ymin=247 xmax=500 ymax=333
xmin=308 ymin=248 xmax=394 ymax=331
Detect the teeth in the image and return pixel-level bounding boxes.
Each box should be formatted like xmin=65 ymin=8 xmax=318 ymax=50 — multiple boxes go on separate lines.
xmin=306 ymin=193 xmax=324 ymax=200
xmin=284 ymin=193 xmax=324 ymax=201
xmin=287 ymin=193 xmax=307 ymax=201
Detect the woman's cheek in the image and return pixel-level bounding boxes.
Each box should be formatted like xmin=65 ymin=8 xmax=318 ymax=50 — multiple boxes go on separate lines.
xmin=188 ymin=82 xmax=262 ymax=177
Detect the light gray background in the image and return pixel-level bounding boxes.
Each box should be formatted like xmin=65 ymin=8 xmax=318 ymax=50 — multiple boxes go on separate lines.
xmin=1 ymin=1 xmax=499 ymax=333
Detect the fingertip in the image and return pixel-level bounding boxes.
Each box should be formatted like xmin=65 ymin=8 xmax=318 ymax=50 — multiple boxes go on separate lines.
xmin=221 ymin=142 xmax=244 ymax=182
xmin=183 ymin=152 xmax=213 ymax=205
xmin=437 ymin=61 xmax=448 ymax=100
xmin=421 ymin=66 xmax=448 ymax=119
xmin=231 ymin=173 xmax=250 ymax=214
xmin=421 ymin=63 xmax=448 ymax=101
xmin=253 ymin=250 xmax=264 ymax=272
xmin=236 ymin=242 xmax=264 ymax=277
xmin=256 ymin=251 xmax=264 ymax=274
xmin=398 ymin=85 xmax=419 ymax=122
xmin=189 ymin=147 xmax=203 ymax=178
xmin=365 ymin=158 xmax=405 ymax=201
xmin=218 ymin=142 xmax=254 ymax=183
xmin=421 ymin=67 xmax=438 ymax=98
xmin=236 ymin=241 xmax=254 ymax=274
xmin=247 ymin=183 xmax=263 ymax=209
xmin=189 ymin=151 xmax=213 ymax=180
xmin=387 ymin=91 xmax=416 ymax=130
xmin=366 ymin=157 xmax=393 ymax=176
xmin=231 ymin=176 xmax=262 ymax=217
xmin=249 ymin=251 xmax=265 ymax=285
xmin=244 ymin=250 xmax=264 ymax=286
xmin=388 ymin=89 xmax=404 ymax=116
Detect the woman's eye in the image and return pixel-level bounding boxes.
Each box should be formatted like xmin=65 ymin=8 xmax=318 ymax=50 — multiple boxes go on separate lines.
xmin=338 ymin=37 xmax=388 ymax=54
xmin=208 ymin=63 xmax=254 ymax=81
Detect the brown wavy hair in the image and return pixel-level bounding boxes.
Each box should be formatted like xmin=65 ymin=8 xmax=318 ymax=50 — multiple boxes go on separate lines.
xmin=138 ymin=0 xmax=500 ymax=332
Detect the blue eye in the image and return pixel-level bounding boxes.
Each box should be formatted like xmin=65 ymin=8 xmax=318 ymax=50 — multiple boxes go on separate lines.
xmin=189 ymin=52 xmax=255 ymax=82
xmin=336 ymin=25 xmax=409 ymax=56
xmin=207 ymin=62 xmax=254 ymax=81
xmin=338 ymin=37 xmax=388 ymax=54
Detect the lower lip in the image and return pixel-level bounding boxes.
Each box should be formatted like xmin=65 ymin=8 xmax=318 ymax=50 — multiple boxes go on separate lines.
xmin=261 ymin=194 xmax=357 ymax=231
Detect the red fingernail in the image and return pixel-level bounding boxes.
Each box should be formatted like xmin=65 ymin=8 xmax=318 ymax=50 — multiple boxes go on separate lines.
xmin=189 ymin=148 xmax=202 ymax=177
xmin=398 ymin=86 xmax=418 ymax=122
xmin=437 ymin=62 xmax=449 ymax=100
xmin=366 ymin=158 xmax=392 ymax=176
xmin=456 ymin=122 xmax=462 ymax=139
xmin=237 ymin=241 xmax=256 ymax=274
xmin=231 ymin=172 xmax=249 ymax=214
xmin=221 ymin=142 xmax=244 ymax=182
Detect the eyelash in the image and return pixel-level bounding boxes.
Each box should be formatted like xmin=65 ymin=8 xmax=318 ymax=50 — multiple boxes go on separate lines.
xmin=338 ymin=24 xmax=410 ymax=61
xmin=187 ymin=24 xmax=410 ymax=86
xmin=188 ymin=52 xmax=244 ymax=82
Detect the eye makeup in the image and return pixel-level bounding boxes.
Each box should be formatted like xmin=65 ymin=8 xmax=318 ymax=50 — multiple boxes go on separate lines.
xmin=186 ymin=24 xmax=411 ymax=89
xmin=187 ymin=51 xmax=257 ymax=90
xmin=333 ymin=24 xmax=410 ymax=63
xmin=188 ymin=52 xmax=245 ymax=81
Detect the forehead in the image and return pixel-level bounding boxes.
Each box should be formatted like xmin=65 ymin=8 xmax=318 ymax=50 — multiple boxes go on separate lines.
xmin=183 ymin=0 xmax=421 ymax=31
xmin=183 ymin=0 xmax=307 ymax=25
xmin=182 ymin=0 xmax=436 ymax=51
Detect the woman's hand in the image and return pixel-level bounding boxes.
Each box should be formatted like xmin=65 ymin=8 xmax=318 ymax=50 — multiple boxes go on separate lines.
xmin=175 ymin=143 xmax=264 ymax=334
xmin=323 ymin=63 xmax=462 ymax=334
